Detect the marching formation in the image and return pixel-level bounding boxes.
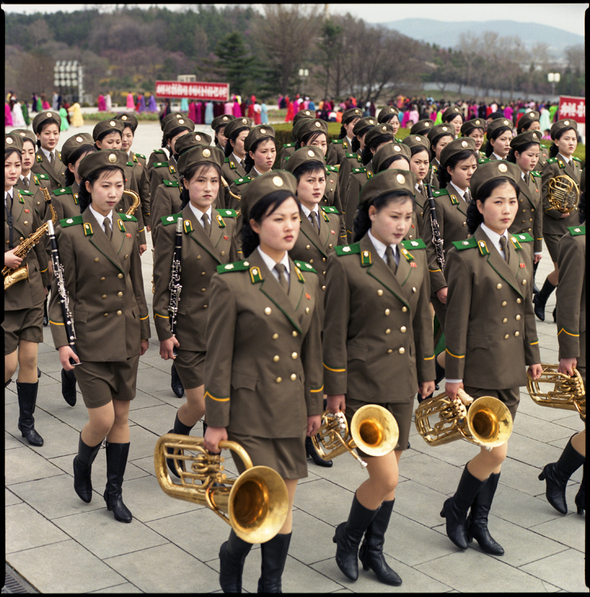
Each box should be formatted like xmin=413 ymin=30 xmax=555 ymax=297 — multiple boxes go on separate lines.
xmin=4 ymin=106 xmax=585 ymax=593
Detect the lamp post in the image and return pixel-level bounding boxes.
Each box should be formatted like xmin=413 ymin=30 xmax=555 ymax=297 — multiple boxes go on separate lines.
xmin=298 ymin=68 xmax=309 ymax=96
xmin=547 ymin=72 xmax=560 ymax=97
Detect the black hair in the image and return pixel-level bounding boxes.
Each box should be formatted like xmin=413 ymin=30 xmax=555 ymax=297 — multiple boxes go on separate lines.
xmin=484 ymin=126 xmax=511 ymax=157
xmin=64 ymin=146 xmax=96 ymax=187
xmin=244 ymin=137 xmax=277 ymax=173
xmin=361 ymin=133 xmax=393 ymax=166
xmin=5 ymin=147 xmax=22 ymax=162
xmin=429 ymin=133 xmax=454 ymax=161
xmin=35 ymin=117 xmax=60 ymax=149
xmin=438 ymin=150 xmax=478 ymax=187
xmin=353 ymin=190 xmax=413 ymax=242
xmin=410 ymin=145 xmax=430 ymax=158
xmin=166 ymin=125 xmax=190 ymax=142
xmin=292 ymin=160 xmax=326 ymax=183
xmin=78 ymin=166 xmax=125 ymax=213
xmin=95 ymin=129 xmax=122 ymax=147
xmin=466 ymin=177 xmax=520 ymax=234
xmin=549 ymin=125 xmax=577 ymax=158
xmin=295 ymin=131 xmax=327 ymax=151
xmin=160 ymin=133 xmax=168 ymax=149
xmin=578 ymin=189 xmax=585 ymax=224
xmin=179 ymin=162 xmax=223 ymax=209
xmin=443 ymin=112 xmax=463 ymax=124
xmin=506 ymin=142 xmax=539 ymax=164
xmin=351 ymin=126 xmax=373 ymax=153
xmin=224 ymin=126 xmax=250 ymax=158
xmin=241 ymin=190 xmax=300 ymax=257
xmin=376 ymin=155 xmax=410 ymax=174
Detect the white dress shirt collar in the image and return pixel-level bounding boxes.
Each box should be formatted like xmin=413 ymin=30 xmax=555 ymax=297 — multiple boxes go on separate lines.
xmin=188 ymin=202 xmax=213 ymax=228
xmin=89 ymin=205 xmax=113 ymax=233
xmin=481 ymin=223 xmax=509 ymax=259
xmin=257 ymin=246 xmax=290 ymax=279
xmin=368 ymin=229 xmax=398 ymax=263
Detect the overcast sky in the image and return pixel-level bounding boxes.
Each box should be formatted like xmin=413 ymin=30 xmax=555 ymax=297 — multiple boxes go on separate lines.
xmin=2 ymin=3 xmax=586 ymax=36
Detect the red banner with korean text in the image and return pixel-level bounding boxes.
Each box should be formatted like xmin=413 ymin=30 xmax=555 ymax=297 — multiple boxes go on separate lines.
xmin=558 ymin=96 xmax=585 ymax=124
xmin=155 ymin=81 xmax=230 ymax=102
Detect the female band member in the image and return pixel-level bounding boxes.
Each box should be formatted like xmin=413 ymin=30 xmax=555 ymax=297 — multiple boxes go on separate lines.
xmin=377 ymin=105 xmax=402 ymax=138
xmin=516 ymin=110 xmax=549 ymax=168
xmin=49 ymin=150 xmax=150 ymax=523
xmin=153 ymin=145 xmax=238 ymax=476
xmin=323 ymin=169 xmax=435 ymax=586
xmin=203 ymin=171 xmax=323 ymax=593
xmin=441 ymin=106 xmax=463 ymax=138
xmin=426 ymin=123 xmax=455 ymax=191
xmin=243 ymin=125 xmax=277 ymax=177
xmin=221 ymin=117 xmax=252 ymax=189
xmin=403 ymin=134 xmax=432 ymax=234
xmin=484 ymin=117 xmax=514 ymax=161
xmin=31 ymin=110 xmax=66 ymax=191
xmin=460 ymin=118 xmax=486 ymax=157
xmin=442 ymin=161 xmax=542 ymax=555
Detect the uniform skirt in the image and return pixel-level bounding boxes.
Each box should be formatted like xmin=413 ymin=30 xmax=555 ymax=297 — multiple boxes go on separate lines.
xmin=74 ymin=354 xmax=141 ymax=409
xmin=174 ymin=349 xmax=206 ymax=389
xmin=345 ymin=395 xmax=414 ymax=454
xmin=3 ymin=305 xmax=44 ymax=354
xmin=544 ymin=232 xmax=564 ymax=263
xmin=463 ymin=385 xmax=520 ymax=422
xmin=228 ymin=430 xmax=307 ymax=480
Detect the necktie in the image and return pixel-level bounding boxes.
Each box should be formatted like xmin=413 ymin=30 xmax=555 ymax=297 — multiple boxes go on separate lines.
xmin=464 ymin=189 xmax=472 ymax=202
xmin=202 ymin=212 xmax=211 ymax=236
xmin=104 ymin=217 xmax=112 ymax=240
xmin=524 ymin=173 xmax=530 ymax=186
xmin=385 ymin=245 xmax=398 ymax=273
xmin=49 ymin=152 xmax=55 ymax=167
xmin=419 ymin=183 xmax=425 ymax=195
xmin=275 ymin=263 xmax=289 ymax=293
xmin=499 ymin=236 xmax=510 ymax=263
xmin=23 ymin=177 xmax=29 ymax=189
xmin=309 ymin=213 xmax=319 ymax=232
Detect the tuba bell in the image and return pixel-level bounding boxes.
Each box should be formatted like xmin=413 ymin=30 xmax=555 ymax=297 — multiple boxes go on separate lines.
xmin=547 ymin=174 xmax=580 ymax=213
xmin=312 ymin=404 xmax=399 ymax=468
xmin=415 ymin=389 xmax=513 ymax=450
xmin=154 ymin=434 xmax=289 ymax=544
xmin=527 ymin=363 xmax=585 ymax=421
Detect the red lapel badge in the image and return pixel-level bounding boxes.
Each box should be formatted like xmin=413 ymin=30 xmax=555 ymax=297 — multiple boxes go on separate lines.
xmin=519 ymin=263 xmax=526 ymax=268
xmin=126 ymin=233 xmax=132 ymax=238
xmin=305 ymin=293 xmax=311 ymax=300
xmin=331 ymin=230 xmax=336 ymax=234
xmin=410 ymin=262 xmax=417 ymax=267
xmin=224 ymin=235 xmax=228 ymax=240
xmin=24 ymin=209 xmax=29 ymax=213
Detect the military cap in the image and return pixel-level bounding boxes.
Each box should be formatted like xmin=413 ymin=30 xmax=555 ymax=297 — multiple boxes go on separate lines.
xmin=402 ymin=134 xmax=430 ymax=152
xmin=510 ymin=130 xmax=542 ymax=151
xmin=163 ymin=115 xmax=195 ymax=140
xmin=439 ymin=137 xmax=477 ymax=168
xmin=5 ymin=132 xmax=23 ymax=152
xmin=295 ymin=119 xmax=328 ymax=144
xmin=372 ymin=142 xmax=411 ymax=174
xmin=470 ymin=160 xmax=521 ymax=201
xmin=241 ymin=170 xmax=298 ymax=221
xmin=427 ymin=123 xmax=455 ymax=145
xmin=293 ymin=109 xmax=314 ymax=126
xmin=177 ymin=145 xmax=225 ymax=177
xmin=410 ymin=119 xmax=434 ymax=136
xmin=364 ymin=123 xmax=396 ymax=148
xmin=175 ymin=131 xmax=213 ymax=157
xmin=461 ymin=118 xmax=486 ymax=136
xmin=224 ymin=117 xmax=252 ymax=141
xmin=92 ymin=118 xmax=124 ymax=141
xmin=61 ymin=133 xmax=95 ymax=166
xmin=283 ymin=146 xmax=326 ymax=175
xmin=244 ymin=125 xmax=276 ymax=154
xmin=211 ymin=114 xmax=235 ymax=132
xmin=114 ymin=112 xmax=139 ymax=132
xmin=353 ymin=117 xmax=378 ymax=136
xmin=517 ymin=110 xmax=540 ymax=132
xmin=32 ymin=110 xmax=62 ymax=135
xmin=488 ymin=111 xmax=505 ymax=120
xmin=486 ymin=117 xmax=514 ymax=139
xmin=550 ymin=118 xmax=578 ymax=140
xmin=11 ymin=128 xmax=37 ymax=146
xmin=342 ymin=107 xmax=363 ymax=124
xmin=442 ymin=106 xmax=463 ymax=122
xmin=78 ymin=149 xmax=128 ymax=180
xmin=377 ymin=105 xmax=400 ymax=123
xmin=359 ymin=169 xmax=416 ymax=207
xmin=161 ymin=111 xmax=187 ymax=131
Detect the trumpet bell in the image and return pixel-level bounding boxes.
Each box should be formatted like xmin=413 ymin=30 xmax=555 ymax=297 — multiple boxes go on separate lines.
xmin=467 ymin=397 xmax=512 ymax=448
xmin=351 ymin=404 xmax=399 ymax=456
xmin=547 ymin=175 xmax=580 ymax=214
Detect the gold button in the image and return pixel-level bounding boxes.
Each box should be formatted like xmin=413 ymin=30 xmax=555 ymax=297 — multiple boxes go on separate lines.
xmin=203 ymin=304 xmax=208 ymax=309
xmin=399 ymin=347 xmax=405 ymax=354
xmin=265 ymin=307 xmax=272 ymax=315
xmin=197 ymin=255 xmax=201 ymax=259
xmin=516 ymin=298 xmax=522 ymax=304
xmin=291 ymin=352 xmax=298 ymax=359
xmin=402 ymin=306 xmax=407 ymax=313
xmin=522 ymin=209 xmax=526 ymax=213
xmin=502 ymin=318 xmax=508 ymax=323
xmin=501 ymin=301 xmax=507 ymax=307
xmin=462 ymin=222 xmax=467 ymax=227
xmin=275 ymin=377 xmax=282 ymax=383
xmin=118 ymin=273 xmax=124 ymax=278
xmin=387 ymin=349 xmax=393 ymax=354
xmin=272 ymin=333 xmax=279 ymax=340
xmin=273 ymin=355 xmax=280 ymax=362
xmin=522 ymin=279 xmax=526 ymax=285
xmin=400 ymin=326 xmax=407 ymax=333
xmin=117 ymin=291 xmax=123 ymax=297
xmin=516 ymin=315 xmax=521 ymax=321
xmin=24 ymin=221 xmax=28 ymax=225
xmin=496 ymin=283 xmax=502 ymax=289
xmin=385 ymin=329 xmax=391 ymax=334
xmin=504 ymin=334 xmax=509 ymax=339
xmin=321 ymin=285 xmax=326 ymax=291
xmin=305 ymin=307 xmax=310 ymax=314
xmin=201 ymin=288 xmax=206 ymax=292
xmin=309 ymin=259 xmax=314 ymax=264
xmin=124 ymin=255 xmax=128 ymax=259
xmin=377 ymin=289 xmax=384 ymax=296
xmin=290 ymin=374 xmax=297 ymax=381
xmin=102 ymin=294 xmax=107 ymax=299
xmin=221 ymin=250 xmax=225 ymax=256
xmin=522 ymin=219 xmax=525 ymax=223
xmin=385 ymin=309 xmax=390 ymax=316
xmin=95 ymin=257 xmax=99 ymax=262
xmin=515 ymin=331 xmax=520 ymax=337
xmin=292 ymin=331 xmax=298 ymax=337
xmin=116 ymin=310 xmax=122 ymax=316
xmin=531 ymin=208 xmax=535 ymax=212
xmin=100 ymin=277 xmax=105 ymax=281
xmin=103 ymin=312 xmax=108 ymax=317
xmin=201 ymin=271 xmax=206 ymax=276
xmin=529 ymin=218 xmax=533 ymax=222
xmin=412 ymin=287 xmax=416 ymax=293
xmin=306 ymin=244 xmax=311 ymax=249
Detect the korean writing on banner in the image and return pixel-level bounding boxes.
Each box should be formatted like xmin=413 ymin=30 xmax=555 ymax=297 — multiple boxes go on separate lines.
xmin=155 ymin=81 xmax=230 ymax=102
xmin=558 ymin=96 xmax=585 ymax=124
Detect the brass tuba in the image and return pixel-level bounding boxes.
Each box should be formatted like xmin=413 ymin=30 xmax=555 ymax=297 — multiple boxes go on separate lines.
xmin=154 ymin=434 xmax=289 ymax=544
xmin=527 ymin=363 xmax=585 ymax=421
xmin=123 ymin=189 xmax=141 ymax=216
xmin=547 ymin=174 xmax=580 ymax=213
xmin=415 ymin=390 xmax=513 ymax=449
xmin=311 ymin=404 xmax=399 ymax=468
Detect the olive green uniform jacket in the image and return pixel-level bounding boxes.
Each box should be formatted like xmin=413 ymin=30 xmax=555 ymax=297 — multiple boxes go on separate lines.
xmin=32 ymin=149 xmax=66 ymax=191
xmin=15 ymin=174 xmax=51 ymax=221
xmin=50 ymin=182 xmax=81 ymax=222
xmin=204 ymin=250 xmax=324 ymax=438
xmin=323 ymin=234 xmax=435 ymax=402
xmin=444 ymin=226 xmax=540 ymax=389
xmin=508 ymin=171 xmax=543 ymax=255
xmin=150 ymin=181 xmax=183 ymax=245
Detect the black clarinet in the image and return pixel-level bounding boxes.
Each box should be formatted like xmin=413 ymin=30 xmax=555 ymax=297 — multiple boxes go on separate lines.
xmin=425 ymin=182 xmax=445 ymax=272
xmin=168 ymin=217 xmax=183 ymax=354
xmin=47 ymin=221 xmax=79 ymax=365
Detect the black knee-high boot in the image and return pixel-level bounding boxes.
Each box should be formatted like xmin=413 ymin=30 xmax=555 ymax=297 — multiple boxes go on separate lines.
xmin=532 ymin=260 xmax=540 ymax=295
xmin=333 ymin=493 xmax=379 ymax=581
xmin=166 ymin=413 xmax=195 ymax=478
xmin=575 ymin=461 xmax=585 ymax=515
xmin=73 ymin=434 xmax=102 ymax=503
xmin=539 ymin=434 xmax=585 ymax=514
xmin=358 ymin=499 xmax=402 ymax=585
xmin=219 ymin=529 xmax=253 ymax=593
xmin=61 ymin=368 xmax=77 ymax=406
xmin=17 ymin=381 xmax=44 ymax=446
xmin=440 ymin=464 xmax=485 ymax=549
xmin=467 ymin=472 xmax=504 ymax=555
xmin=257 ymin=532 xmax=292 ymax=593
xmin=103 ymin=441 xmax=132 ymax=523
xmin=533 ymin=279 xmax=556 ymax=321
xmin=170 ymin=362 xmax=184 ymax=397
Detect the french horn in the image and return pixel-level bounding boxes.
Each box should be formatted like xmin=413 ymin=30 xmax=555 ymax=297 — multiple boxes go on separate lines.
xmin=527 ymin=363 xmax=585 ymax=421
xmin=415 ymin=389 xmax=513 ymax=450
xmin=154 ymin=434 xmax=289 ymax=544
xmin=312 ymin=404 xmax=399 ymax=468
xmin=547 ymin=174 xmax=580 ymax=213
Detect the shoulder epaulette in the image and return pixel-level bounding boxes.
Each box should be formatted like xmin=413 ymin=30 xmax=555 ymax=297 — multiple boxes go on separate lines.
xmin=225 ymin=158 xmax=236 ymax=169
xmin=567 ymin=225 xmax=585 ymax=236
xmin=60 ymin=215 xmax=83 ymax=228
xmin=163 ymin=180 xmax=179 ymax=188
xmin=530 ymin=170 xmax=542 ymax=178
xmin=452 ymin=238 xmax=477 ymax=251
xmin=282 ymin=142 xmax=295 ymax=148
xmin=433 ymin=189 xmax=449 ymax=197
xmin=119 ymin=213 xmax=137 ymax=222
xmin=335 ymin=243 xmax=360 ymax=256
xmin=36 ymin=154 xmax=43 ymax=163
xmin=478 ymin=157 xmax=490 ymax=164
xmin=401 ymin=238 xmax=427 ymax=250
xmin=351 ymin=167 xmax=367 ymax=175
xmin=161 ymin=213 xmax=182 ymax=226
xmin=217 ymin=208 xmax=237 ymax=218
xmin=19 ymin=189 xmax=34 ymax=196
xmin=135 ymin=153 xmax=146 ymax=159
xmin=153 ymin=149 xmax=166 ymax=154
xmin=132 ymin=155 xmax=138 ymax=163
xmin=126 ymin=161 xmax=134 ymax=167
xmin=233 ymin=176 xmax=251 ymax=186
xmin=326 ymin=164 xmax=339 ymax=173
xmin=294 ymin=260 xmax=317 ymax=274
xmin=546 ymin=158 xmax=557 ymax=164
xmin=53 ymin=187 xmax=72 ymax=196
xmin=572 ymin=156 xmax=582 ymax=163
xmin=512 ymin=232 xmax=533 ymax=243
xmin=37 ymin=173 xmax=49 ymax=180
xmin=217 ymin=260 xmax=251 ymax=274
xmin=153 ymin=162 xmax=169 ymax=168
xmin=169 ymin=165 xmax=176 ymax=174
xmin=430 ymin=163 xmax=438 ymax=171
xmin=321 ymin=205 xmax=340 ymax=215
xmin=332 ymin=139 xmax=348 ymax=149
xmin=448 ymin=192 xmax=460 ymax=205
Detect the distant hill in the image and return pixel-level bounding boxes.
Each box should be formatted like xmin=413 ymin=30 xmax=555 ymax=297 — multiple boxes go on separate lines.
xmin=377 ymin=19 xmax=583 ymax=59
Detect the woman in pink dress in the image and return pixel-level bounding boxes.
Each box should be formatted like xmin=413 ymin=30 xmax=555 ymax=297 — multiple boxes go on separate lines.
xmin=285 ymin=97 xmax=294 ymax=123
xmin=97 ymin=94 xmax=106 ymax=111
xmin=188 ymin=101 xmax=197 ymax=123
xmin=5 ymin=102 xmax=13 ymax=126
xmin=232 ymin=98 xmax=242 ymax=118
xmin=126 ymin=93 xmax=134 ymax=110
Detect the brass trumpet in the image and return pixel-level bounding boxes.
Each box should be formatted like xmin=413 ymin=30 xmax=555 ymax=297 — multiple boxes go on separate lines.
xmin=415 ymin=390 xmax=513 ymax=449
xmin=154 ymin=434 xmax=289 ymax=544
xmin=311 ymin=404 xmax=399 ymax=468
xmin=547 ymin=174 xmax=580 ymax=213
xmin=527 ymin=363 xmax=585 ymax=421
